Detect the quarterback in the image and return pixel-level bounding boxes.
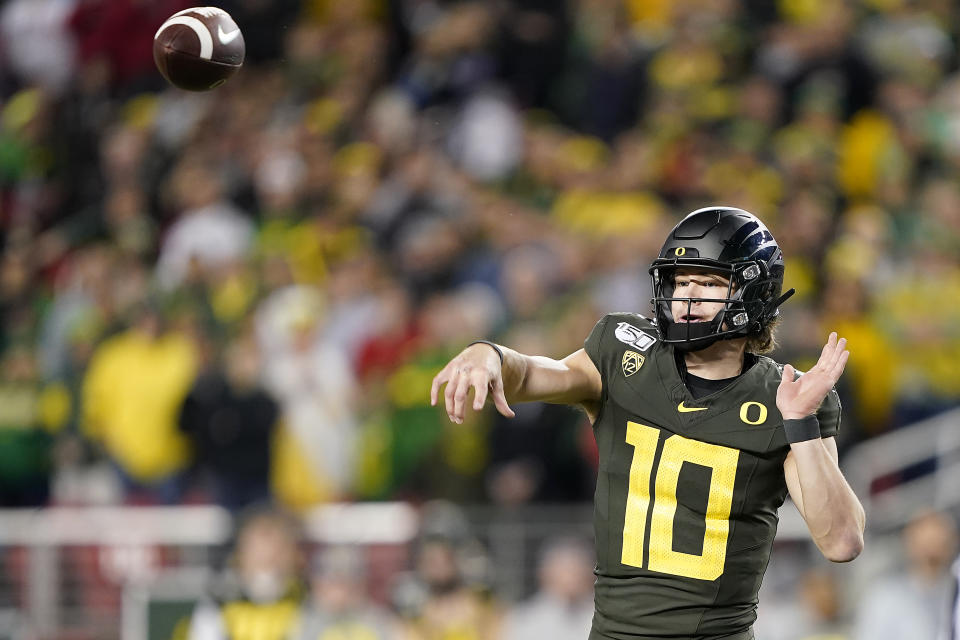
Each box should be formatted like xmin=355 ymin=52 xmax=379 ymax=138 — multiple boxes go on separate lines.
xmin=431 ymin=207 xmax=865 ymax=639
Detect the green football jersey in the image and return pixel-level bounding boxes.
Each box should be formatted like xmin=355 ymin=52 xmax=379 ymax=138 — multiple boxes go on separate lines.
xmin=583 ymin=313 xmax=840 ymax=640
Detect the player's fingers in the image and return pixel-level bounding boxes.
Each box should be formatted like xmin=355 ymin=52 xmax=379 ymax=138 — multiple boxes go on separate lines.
xmin=780 ymin=364 xmax=797 ymax=387
xmin=472 ymin=373 xmax=490 ymax=411
xmin=779 ymin=364 xmax=796 ymax=391
xmin=830 ymin=350 xmax=850 ymax=378
xmin=816 ymin=340 xmax=833 ymax=369
xmin=491 ymin=377 xmax=516 ymax=418
xmin=443 ymin=368 xmax=461 ymax=419
xmin=815 ymin=332 xmax=842 ymax=372
xmin=826 ymin=337 xmax=846 ymax=368
xmin=451 ymin=374 xmax=473 ymax=424
xmin=430 ymin=366 xmax=450 ymax=406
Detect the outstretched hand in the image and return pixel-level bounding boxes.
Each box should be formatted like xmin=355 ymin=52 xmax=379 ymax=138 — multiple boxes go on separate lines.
xmin=430 ymin=344 xmax=516 ymax=424
xmin=777 ymin=332 xmax=849 ymax=420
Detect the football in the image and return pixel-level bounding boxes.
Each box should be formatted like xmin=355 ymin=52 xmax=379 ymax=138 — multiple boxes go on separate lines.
xmin=153 ymin=6 xmax=245 ymax=91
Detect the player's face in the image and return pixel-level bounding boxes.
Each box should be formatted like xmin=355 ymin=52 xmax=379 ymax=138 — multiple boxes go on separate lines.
xmin=670 ymin=268 xmax=731 ymax=324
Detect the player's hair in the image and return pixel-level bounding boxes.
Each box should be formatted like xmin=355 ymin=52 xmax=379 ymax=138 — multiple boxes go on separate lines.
xmin=745 ymin=316 xmax=780 ymax=354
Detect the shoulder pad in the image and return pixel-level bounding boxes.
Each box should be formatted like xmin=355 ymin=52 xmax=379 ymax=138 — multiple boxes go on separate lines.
xmin=606 ymin=313 xmax=660 ymax=352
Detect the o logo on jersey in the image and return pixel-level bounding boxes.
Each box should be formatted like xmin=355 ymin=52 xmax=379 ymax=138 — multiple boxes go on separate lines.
xmin=675 ymin=247 xmax=686 ymax=257
xmin=739 ymin=401 xmax=767 ymax=425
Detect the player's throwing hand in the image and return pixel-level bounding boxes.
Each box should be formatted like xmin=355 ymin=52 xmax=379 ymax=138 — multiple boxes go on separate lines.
xmin=777 ymin=332 xmax=850 ymax=420
xmin=430 ymin=343 xmax=516 ymax=424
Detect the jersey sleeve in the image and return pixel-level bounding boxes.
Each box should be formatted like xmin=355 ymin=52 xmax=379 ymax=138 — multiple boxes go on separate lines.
xmin=815 ymin=387 xmax=842 ymax=439
xmin=584 ymin=315 xmax=613 ymax=377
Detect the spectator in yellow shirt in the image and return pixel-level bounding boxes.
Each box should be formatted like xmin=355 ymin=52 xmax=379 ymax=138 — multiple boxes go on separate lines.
xmin=82 ymin=303 xmax=198 ymax=503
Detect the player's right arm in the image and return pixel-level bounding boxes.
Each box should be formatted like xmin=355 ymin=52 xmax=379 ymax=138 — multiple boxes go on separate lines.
xmin=430 ymin=343 xmax=602 ymax=424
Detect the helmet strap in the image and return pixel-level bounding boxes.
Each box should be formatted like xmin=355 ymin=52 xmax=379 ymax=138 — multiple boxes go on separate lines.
xmin=761 ymin=287 xmax=796 ymax=322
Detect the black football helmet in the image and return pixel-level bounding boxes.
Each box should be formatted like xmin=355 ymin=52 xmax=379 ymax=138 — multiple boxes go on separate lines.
xmin=649 ymin=206 xmax=794 ymax=352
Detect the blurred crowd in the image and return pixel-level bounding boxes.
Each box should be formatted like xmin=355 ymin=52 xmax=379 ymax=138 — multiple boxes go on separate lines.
xmin=167 ymin=503 xmax=959 ymax=640
xmin=757 ymin=509 xmax=960 ymax=640
xmin=1 ymin=0 xmax=960 ymax=516
xmin=3 ymin=1 xmax=960 ymax=639
xmin=177 ymin=501 xmax=596 ymax=640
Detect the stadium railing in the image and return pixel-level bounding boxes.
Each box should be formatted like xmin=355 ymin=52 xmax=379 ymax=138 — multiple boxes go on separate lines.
xmin=843 ymin=407 xmax=960 ymax=533
xmin=3 ymin=409 xmax=957 ymax=640
xmin=0 ymin=503 xmax=417 ymax=640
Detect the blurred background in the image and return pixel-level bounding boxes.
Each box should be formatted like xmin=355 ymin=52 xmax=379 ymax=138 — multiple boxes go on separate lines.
xmin=0 ymin=0 xmax=959 ymax=638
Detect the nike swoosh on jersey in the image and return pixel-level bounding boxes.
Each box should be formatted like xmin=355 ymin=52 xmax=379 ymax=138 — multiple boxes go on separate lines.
xmin=677 ymin=402 xmax=708 ymax=413
xmin=218 ymin=25 xmax=241 ymax=44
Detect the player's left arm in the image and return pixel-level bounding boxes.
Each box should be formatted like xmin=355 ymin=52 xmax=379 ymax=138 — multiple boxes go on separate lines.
xmin=779 ymin=332 xmax=865 ymax=563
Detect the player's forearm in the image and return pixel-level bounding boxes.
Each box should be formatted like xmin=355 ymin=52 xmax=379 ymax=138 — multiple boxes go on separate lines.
xmin=501 ymin=348 xmax=568 ymax=403
xmin=499 ymin=346 xmax=529 ymax=401
xmin=790 ymin=439 xmax=865 ymax=562
xmin=500 ymin=347 xmax=597 ymax=405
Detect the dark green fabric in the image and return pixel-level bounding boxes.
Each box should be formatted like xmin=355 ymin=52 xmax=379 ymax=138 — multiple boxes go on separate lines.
xmin=583 ymin=313 xmax=840 ymax=639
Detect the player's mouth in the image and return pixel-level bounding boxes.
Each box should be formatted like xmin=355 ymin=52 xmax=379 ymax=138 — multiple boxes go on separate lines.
xmin=680 ymin=314 xmax=707 ymax=323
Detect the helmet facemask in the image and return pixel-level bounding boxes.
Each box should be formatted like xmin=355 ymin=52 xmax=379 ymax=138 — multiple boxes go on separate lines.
xmin=650 ymin=261 xmax=781 ymax=352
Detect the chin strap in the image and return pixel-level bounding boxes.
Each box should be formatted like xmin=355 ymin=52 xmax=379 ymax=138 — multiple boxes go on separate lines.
xmin=773 ymin=288 xmax=796 ymax=307
xmin=763 ymin=288 xmax=795 ymax=320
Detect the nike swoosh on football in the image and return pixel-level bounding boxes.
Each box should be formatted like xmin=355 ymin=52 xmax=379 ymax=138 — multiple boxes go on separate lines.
xmin=218 ymin=25 xmax=241 ymax=44
xmin=677 ymin=402 xmax=708 ymax=413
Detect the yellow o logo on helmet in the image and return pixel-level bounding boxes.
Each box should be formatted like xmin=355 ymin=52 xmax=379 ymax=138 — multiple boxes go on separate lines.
xmin=675 ymin=247 xmax=686 ymax=257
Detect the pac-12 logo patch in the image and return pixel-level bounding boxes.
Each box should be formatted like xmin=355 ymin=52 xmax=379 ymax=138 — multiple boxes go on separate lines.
xmin=615 ymin=322 xmax=657 ymax=352
xmin=622 ymin=351 xmax=645 ymax=377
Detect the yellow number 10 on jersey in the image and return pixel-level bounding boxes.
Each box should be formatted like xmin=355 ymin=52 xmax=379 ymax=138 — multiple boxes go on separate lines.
xmin=622 ymin=422 xmax=739 ymax=581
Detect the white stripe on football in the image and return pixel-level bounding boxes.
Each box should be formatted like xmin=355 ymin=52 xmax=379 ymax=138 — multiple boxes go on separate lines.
xmin=154 ymin=15 xmax=215 ymax=60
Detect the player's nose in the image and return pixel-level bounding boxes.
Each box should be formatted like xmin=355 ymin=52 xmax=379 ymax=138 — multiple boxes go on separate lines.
xmin=686 ymin=283 xmax=705 ymax=298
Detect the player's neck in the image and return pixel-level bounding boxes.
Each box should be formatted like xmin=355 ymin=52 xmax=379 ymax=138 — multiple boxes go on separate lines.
xmin=683 ymin=338 xmax=747 ymax=380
